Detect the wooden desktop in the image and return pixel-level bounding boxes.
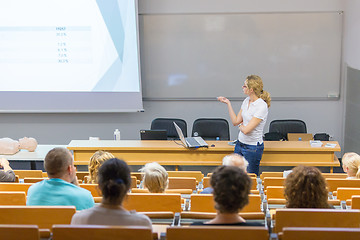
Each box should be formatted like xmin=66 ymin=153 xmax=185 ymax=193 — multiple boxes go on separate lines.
xmin=67 ymin=140 xmax=340 ymax=172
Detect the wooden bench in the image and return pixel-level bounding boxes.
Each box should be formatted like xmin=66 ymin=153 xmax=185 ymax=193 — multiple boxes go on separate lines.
xmin=52 ymin=225 xmax=152 ymax=240
xmin=168 ymin=177 xmax=197 ymax=190
xmin=0 ymin=183 xmax=33 ymax=195
xmin=0 ymin=224 xmax=40 ymax=240
xmin=326 ymin=179 xmax=360 ymax=192
xmin=123 ymin=193 xmax=182 ymax=213
xmin=282 ymin=227 xmax=360 ymax=240
xmin=0 ymin=192 xmax=26 ymax=205
xmin=13 ymin=170 xmax=43 ymax=179
xmin=274 ymin=208 xmax=360 ymax=233
xmin=0 ymin=206 xmax=76 ymax=238
xmin=167 ymin=226 xmax=268 ymax=240
xmin=167 ymin=171 xmax=204 ymax=182
xmin=263 ymin=177 xmax=285 ymax=190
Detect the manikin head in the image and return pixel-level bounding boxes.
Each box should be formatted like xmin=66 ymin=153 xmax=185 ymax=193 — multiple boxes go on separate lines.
xmin=19 ymin=137 xmax=38 ymax=152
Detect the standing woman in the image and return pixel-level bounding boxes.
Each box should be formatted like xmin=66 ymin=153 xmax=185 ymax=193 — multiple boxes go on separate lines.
xmin=218 ymin=75 xmax=271 ymax=175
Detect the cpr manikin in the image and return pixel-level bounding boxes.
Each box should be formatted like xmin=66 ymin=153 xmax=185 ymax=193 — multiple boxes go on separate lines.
xmin=0 ymin=137 xmax=38 ymax=154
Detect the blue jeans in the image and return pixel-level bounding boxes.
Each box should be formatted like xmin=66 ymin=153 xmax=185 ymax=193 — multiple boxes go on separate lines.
xmin=234 ymin=140 xmax=264 ymax=176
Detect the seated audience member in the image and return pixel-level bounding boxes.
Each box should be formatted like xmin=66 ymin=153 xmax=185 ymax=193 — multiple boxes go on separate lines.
xmin=89 ymin=150 xmax=115 ymax=183
xmin=140 ymin=162 xmax=168 ymax=193
xmin=0 ymin=158 xmax=15 ymax=182
xmin=284 ymin=165 xmax=331 ymax=208
xmin=71 ymin=158 xmax=152 ymax=227
xmin=27 ymin=147 xmax=94 ymax=210
xmin=192 ymin=165 xmax=263 ymax=226
xmin=342 ymin=152 xmax=360 ymax=179
xmin=0 ymin=137 xmax=38 ymax=155
xmin=201 ymin=153 xmax=248 ymax=194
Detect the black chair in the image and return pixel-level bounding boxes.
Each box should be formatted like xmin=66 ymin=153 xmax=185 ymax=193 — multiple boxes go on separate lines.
xmin=267 ymin=119 xmax=307 ymax=141
xmin=191 ymin=118 xmax=230 ymax=140
xmin=151 ymin=118 xmax=187 ymax=140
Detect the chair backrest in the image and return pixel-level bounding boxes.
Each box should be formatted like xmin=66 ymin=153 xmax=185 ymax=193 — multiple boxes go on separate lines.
xmin=0 ymin=191 xmax=26 ymax=205
xmin=191 ymin=118 xmax=230 ymax=140
xmin=274 ymin=208 xmax=360 ymax=233
xmin=151 ymin=118 xmax=187 ymax=139
xmin=123 ymin=193 xmax=182 ymax=213
xmin=167 ymin=226 xmax=268 ymax=240
xmin=76 ymin=172 xmax=89 ymax=181
xmin=52 ymin=225 xmax=152 ymax=240
xmin=0 ymin=183 xmax=33 ymax=195
xmin=336 ymin=188 xmax=360 ymax=201
xmin=268 ymin=119 xmax=307 ymax=140
xmin=326 ymin=179 xmax=360 ymax=192
xmin=263 ymin=177 xmax=285 ymax=190
xmin=131 ymin=172 xmax=144 ymax=181
xmin=266 ymin=186 xmax=285 ymax=199
xmin=0 ymin=206 xmax=76 ymax=229
xmin=190 ymin=194 xmax=261 ymax=213
xmin=203 ymin=176 xmax=256 ymax=190
xmin=13 ymin=170 xmax=43 ymax=179
xmin=167 ymin=171 xmax=204 ymax=182
xmin=282 ymin=227 xmax=360 ymax=240
xmin=322 ymin=173 xmax=347 ymax=179
xmin=168 ymin=177 xmax=197 ymax=190
xmin=131 ymin=188 xmax=193 ymax=194
xmin=0 ymin=224 xmax=40 ymax=240
xmin=24 ymin=178 xmax=46 ymax=183
xmin=260 ymin=172 xmax=283 ymax=180
xmin=352 ymin=195 xmax=360 ymax=209
xmin=79 ymin=184 xmax=101 ymax=197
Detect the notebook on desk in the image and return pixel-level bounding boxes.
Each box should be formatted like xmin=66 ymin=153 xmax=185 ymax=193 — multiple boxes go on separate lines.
xmin=287 ymin=133 xmax=313 ymax=141
xmin=173 ymin=122 xmax=208 ymax=148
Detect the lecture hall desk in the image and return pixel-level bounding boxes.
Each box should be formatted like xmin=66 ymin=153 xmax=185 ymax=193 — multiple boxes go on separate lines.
xmin=67 ymin=140 xmax=340 ymax=172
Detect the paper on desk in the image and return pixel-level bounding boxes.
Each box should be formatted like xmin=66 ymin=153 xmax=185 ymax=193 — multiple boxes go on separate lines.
xmin=324 ymin=143 xmax=337 ymax=148
xmin=310 ymin=140 xmax=323 ymax=147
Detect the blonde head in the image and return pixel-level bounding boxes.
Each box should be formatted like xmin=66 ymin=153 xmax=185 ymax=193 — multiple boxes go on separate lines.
xmin=342 ymin=152 xmax=360 ymax=179
xmin=246 ymin=75 xmax=271 ymax=108
xmin=140 ymin=162 xmax=168 ymax=193
xmin=89 ymin=151 xmax=115 ymax=183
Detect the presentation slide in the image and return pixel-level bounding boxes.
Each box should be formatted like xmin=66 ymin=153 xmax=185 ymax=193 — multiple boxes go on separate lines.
xmin=0 ymin=0 xmax=143 ymax=112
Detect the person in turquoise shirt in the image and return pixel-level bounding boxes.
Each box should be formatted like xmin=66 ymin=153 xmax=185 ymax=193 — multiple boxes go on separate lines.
xmin=27 ymin=147 xmax=94 ymax=210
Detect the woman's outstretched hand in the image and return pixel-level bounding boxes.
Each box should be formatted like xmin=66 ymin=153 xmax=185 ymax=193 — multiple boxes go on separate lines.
xmin=217 ymin=96 xmax=230 ymax=104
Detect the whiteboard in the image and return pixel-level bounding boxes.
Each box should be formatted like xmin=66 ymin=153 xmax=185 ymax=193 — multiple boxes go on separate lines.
xmin=140 ymin=12 xmax=342 ymax=100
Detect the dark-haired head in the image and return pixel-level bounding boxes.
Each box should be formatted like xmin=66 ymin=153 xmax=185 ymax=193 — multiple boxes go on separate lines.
xmin=211 ymin=165 xmax=251 ymax=213
xmin=284 ymin=165 xmax=330 ymax=208
xmin=98 ymin=158 xmax=131 ymax=205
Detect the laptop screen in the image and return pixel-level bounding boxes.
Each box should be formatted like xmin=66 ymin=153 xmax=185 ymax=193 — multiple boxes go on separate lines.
xmin=173 ymin=122 xmax=187 ymax=146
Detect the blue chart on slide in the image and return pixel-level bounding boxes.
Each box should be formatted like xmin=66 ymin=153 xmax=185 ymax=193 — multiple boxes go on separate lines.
xmin=0 ymin=0 xmax=140 ymax=92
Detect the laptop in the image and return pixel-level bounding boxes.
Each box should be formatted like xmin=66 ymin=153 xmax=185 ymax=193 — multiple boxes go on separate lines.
xmin=287 ymin=133 xmax=313 ymax=141
xmin=173 ymin=122 xmax=208 ymax=148
xmin=140 ymin=130 xmax=167 ymax=140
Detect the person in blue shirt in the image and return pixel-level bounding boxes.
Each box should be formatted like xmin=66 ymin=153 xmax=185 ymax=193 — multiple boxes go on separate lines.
xmin=27 ymin=147 xmax=94 ymax=210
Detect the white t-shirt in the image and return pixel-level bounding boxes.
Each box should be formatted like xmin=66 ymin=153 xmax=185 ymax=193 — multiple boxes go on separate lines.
xmin=238 ymin=97 xmax=268 ymax=145
xmin=71 ymin=205 xmax=152 ymax=228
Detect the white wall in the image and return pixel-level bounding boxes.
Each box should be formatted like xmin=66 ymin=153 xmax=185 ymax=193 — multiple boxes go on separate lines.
xmin=0 ymin=0 xmax=347 ymax=155
xmin=344 ymin=0 xmax=360 ymax=69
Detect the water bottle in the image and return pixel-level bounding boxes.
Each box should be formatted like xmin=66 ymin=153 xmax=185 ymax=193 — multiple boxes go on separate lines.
xmin=114 ymin=129 xmax=121 ymax=140
xmin=216 ymin=137 xmax=220 ymax=141
xmin=298 ymin=137 xmax=302 ymax=141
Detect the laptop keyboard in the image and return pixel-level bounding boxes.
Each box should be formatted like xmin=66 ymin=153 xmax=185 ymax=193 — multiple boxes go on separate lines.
xmin=186 ymin=138 xmax=200 ymax=146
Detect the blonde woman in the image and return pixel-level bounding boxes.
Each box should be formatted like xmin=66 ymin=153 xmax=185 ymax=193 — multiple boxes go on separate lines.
xmin=218 ymin=75 xmax=271 ymax=175
xmin=140 ymin=162 xmax=168 ymax=193
xmin=89 ymin=151 xmax=115 ymax=183
xmin=342 ymin=152 xmax=360 ymax=179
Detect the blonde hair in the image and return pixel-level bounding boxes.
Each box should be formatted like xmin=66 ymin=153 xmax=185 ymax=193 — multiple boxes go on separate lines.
xmin=89 ymin=151 xmax=115 ymax=183
xmin=140 ymin=162 xmax=168 ymax=193
xmin=342 ymin=152 xmax=360 ymax=178
xmin=246 ymin=75 xmax=271 ymax=108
